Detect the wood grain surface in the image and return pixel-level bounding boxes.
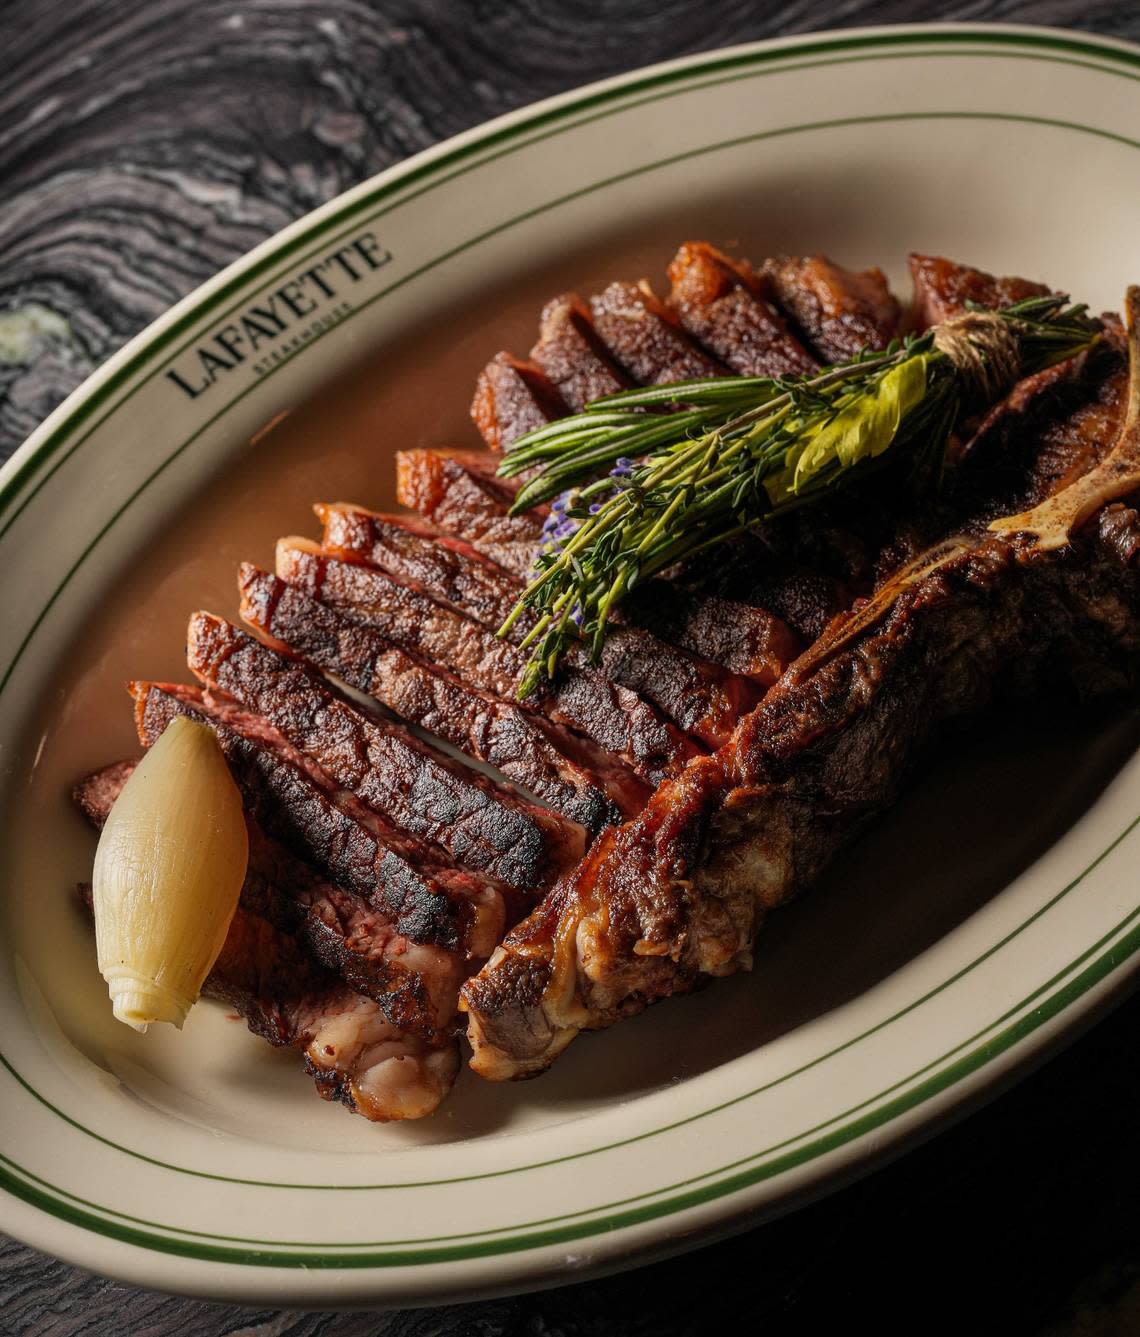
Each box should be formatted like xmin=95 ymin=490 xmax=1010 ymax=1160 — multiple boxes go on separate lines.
xmin=3 ymin=3 xmax=1140 ymax=1334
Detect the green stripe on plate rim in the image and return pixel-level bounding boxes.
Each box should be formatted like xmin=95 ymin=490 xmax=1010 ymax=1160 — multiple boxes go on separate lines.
xmin=1 ymin=25 xmax=1138 ymax=540
xmin=3 ymin=826 xmax=1139 ymax=1267
xmin=3 ymin=101 xmax=1139 ymax=703
xmin=6 ymin=798 xmax=1139 ymax=1202
xmin=2 ymin=25 xmax=1139 ymax=1269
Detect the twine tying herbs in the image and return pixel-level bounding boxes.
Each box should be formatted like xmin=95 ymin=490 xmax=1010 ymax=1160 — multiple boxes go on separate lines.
xmin=496 ymin=294 xmax=1099 ymax=697
xmin=932 ymin=310 xmax=1022 ymax=402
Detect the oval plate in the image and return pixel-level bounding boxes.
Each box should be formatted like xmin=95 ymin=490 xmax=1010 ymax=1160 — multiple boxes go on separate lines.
xmin=3 ymin=22 xmax=1140 ymax=1307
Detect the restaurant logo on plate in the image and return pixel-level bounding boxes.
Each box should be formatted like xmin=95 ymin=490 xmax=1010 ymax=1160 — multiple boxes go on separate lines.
xmin=164 ymin=230 xmax=392 ymax=399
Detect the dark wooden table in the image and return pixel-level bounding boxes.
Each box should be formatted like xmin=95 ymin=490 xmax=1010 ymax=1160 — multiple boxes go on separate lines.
xmin=4 ymin=4 xmax=1140 ymax=1333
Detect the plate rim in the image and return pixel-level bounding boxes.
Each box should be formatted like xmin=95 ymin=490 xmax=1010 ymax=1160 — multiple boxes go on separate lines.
xmin=3 ymin=19 xmax=1140 ymax=1306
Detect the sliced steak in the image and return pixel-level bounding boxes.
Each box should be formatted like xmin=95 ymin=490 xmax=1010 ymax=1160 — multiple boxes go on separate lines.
xmin=184 ymin=614 xmax=583 ymax=892
xmin=763 ymin=255 xmax=901 ymax=362
xmin=239 ymin=562 xmax=647 ymax=833
xmin=396 ymin=448 xmax=545 ymax=570
xmin=131 ymin=682 xmax=481 ymax=1037
xmin=318 ymin=512 xmax=750 ymax=743
xmin=622 ymin=582 xmax=803 ymax=683
xmin=275 ymin=537 xmax=700 ymax=783
xmin=322 ymin=501 xmax=801 ymax=686
xmin=909 ymin=253 xmax=1052 ymax=329
xmin=395 ymin=448 xmax=547 ymax=579
xmin=286 ymin=528 xmax=753 ymax=746
xmin=73 ymin=763 xmax=461 ymax=1121
xmin=589 ymin=280 xmax=726 ymax=384
xmin=321 ymin=502 xmax=536 ymax=629
xmin=666 ymin=242 xmax=818 ymax=377
xmin=529 ymin=293 xmax=629 ymax=410
xmin=680 ymin=532 xmax=853 ymax=643
xmin=386 ymin=460 xmax=800 ymax=688
xmin=471 ymin=351 xmax=568 ymax=452
xmin=200 ymin=896 xmax=461 ymax=1120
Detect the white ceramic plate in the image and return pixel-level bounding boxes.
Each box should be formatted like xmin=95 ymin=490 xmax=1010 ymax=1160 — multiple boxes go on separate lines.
xmin=3 ymin=21 xmax=1140 ymax=1307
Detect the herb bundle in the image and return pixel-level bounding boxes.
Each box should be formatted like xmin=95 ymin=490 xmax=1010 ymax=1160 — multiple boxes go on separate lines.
xmin=496 ymin=295 xmax=1098 ymax=697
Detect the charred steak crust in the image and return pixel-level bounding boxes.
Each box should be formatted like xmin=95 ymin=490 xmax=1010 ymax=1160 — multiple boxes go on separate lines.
xmin=529 ymin=293 xmax=629 ymax=411
xmin=471 ymin=352 xmax=568 ymax=452
xmin=185 ymin=612 xmax=583 ymax=891
xmin=462 ymin=515 xmax=1140 ymax=1077
xmin=382 ymin=460 xmax=800 ymax=688
xmin=588 ymin=279 xmax=726 ymax=385
xmin=666 ymin=242 xmax=818 ymax=377
xmin=763 ymin=255 xmax=901 ymax=363
xmin=239 ymin=562 xmax=637 ymax=835
xmin=276 ymin=537 xmax=700 ymax=784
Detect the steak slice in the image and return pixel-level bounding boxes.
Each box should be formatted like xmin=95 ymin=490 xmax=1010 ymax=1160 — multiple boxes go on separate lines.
xmin=386 ymin=461 xmax=801 ymax=685
xmin=73 ymin=763 xmax=460 ymax=1120
xmin=396 ymin=448 xmax=545 ymax=568
xmin=315 ymin=510 xmax=749 ymax=743
xmin=471 ymin=352 xmax=568 ymax=452
xmin=622 ymin=582 xmax=803 ymax=683
xmin=589 ymin=279 xmax=726 ymax=384
xmin=239 ymin=562 xmax=646 ymax=833
xmin=763 ymin=255 xmax=901 ymax=362
xmin=275 ymin=537 xmax=700 ymax=783
xmin=678 ymin=532 xmax=853 ymax=644
xmin=185 ymin=614 xmax=583 ymax=892
xmin=277 ymin=537 xmax=753 ymax=754
xmin=282 ymin=531 xmax=756 ymax=749
xmin=666 ymin=242 xmax=818 ymax=377
xmin=461 ymin=350 xmax=1140 ymax=1078
xmin=909 ymin=252 xmax=1052 ymax=329
xmin=131 ymin=683 xmax=482 ymax=1036
xmin=395 ymin=448 xmax=551 ymax=580
xmin=322 ymin=501 xmax=802 ymax=686
xmin=529 ymin=293 xmax=629 ymax=410
xmin=321 ymin=502 xmax=531 ymax=628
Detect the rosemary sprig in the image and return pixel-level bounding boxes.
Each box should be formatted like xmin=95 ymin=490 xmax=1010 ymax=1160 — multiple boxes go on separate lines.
xmin=497 ymin=295 xmax=1098 ymax=697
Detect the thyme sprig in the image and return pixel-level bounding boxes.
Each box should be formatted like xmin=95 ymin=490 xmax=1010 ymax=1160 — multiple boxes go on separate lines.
xmin=497 ymin=295 xmax=1097 ymax=697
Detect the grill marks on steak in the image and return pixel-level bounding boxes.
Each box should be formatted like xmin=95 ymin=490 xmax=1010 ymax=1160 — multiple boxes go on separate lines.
xmin=666 ymin=242 xmax=818 ymax=377
xmin=275 ymin=537 xmax=699 ymax=784
xmin=471 ymin=353 xmax=568 ymax=452
xmin=763 ymin=255 xmax=901 ymax=363
xmin=72 ymin=763 xmax=460 ymax=1120
xmin=239 ymin=562 xmax=646 ymax=833
xmin=185 ymin=612 xmax=582 ymax=892
xmin=131 ymin=682 xmax=477 ymax=1035
xmin=388 ymin=456 xmax=802 ymax=687
xmin=530 ymin=294 xmax=629 ymax=410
